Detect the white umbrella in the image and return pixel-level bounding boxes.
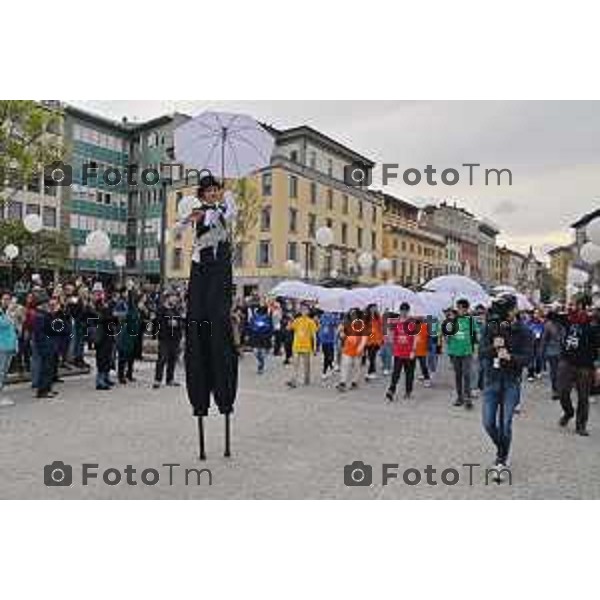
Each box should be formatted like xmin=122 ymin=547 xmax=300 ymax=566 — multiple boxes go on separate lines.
xmin=499 ymin=291 xmax=533 ymax=311
xmin=424 ymin=274 xmax=490 ymax=306
xmin=367 ymin=284 xmax=427 ymax=314
xmin=339 ymin=288 xmax=373 ymax=312
xmin=174 ymin=111 xmax=275 ymax=180
xmin=492 ymin=284 xmax=517 ymax=295
xmin=418 ymin=290 xmax=454 ymax=317
xmin=314 ymin=287 xmax=346 ymax=313
xmin=269 ymin=280 xmax=318 ymax=301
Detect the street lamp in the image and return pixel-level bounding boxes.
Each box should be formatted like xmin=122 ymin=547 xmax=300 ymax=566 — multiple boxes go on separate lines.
xmin=160 ymin=176 xmax=172 ymax=285
xmin=3 ymin=244 xmax=19 ymax=290
xmin=302 ymin=226 xmax=333 ymax=282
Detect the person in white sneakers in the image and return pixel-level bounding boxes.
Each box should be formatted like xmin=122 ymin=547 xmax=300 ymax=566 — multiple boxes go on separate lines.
xmin=0 ymin=292 xmax=18 ymax=407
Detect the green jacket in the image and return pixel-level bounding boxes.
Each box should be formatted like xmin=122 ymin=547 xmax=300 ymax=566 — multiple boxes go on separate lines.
xmin=446 ymin=315 xmax=476 ymax=357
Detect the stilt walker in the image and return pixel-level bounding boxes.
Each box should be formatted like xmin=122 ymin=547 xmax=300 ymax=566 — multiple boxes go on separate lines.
xmin=174 ymin=111 xmax=275 ymax=460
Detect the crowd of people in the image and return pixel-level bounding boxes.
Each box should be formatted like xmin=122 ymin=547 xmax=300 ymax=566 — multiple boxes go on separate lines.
xmin=0 ymin=275 xmax=187 ymax=405
xmin=238 ymin=292 xmax=600 ymax=469
xmin=1 ymin=276 xmax=599 ymax=471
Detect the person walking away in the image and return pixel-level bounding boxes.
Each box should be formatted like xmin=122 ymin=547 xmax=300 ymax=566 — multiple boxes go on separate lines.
xmin=385 ymin=303 xmax=417 ymax=401
xmin=414 ymin=316 xmax=431 ymax=387
xmin=248 ymin=300 xmax=273 ymax=375
xmin=31 ymin=292 xmax=56 ymax=398
xmin=480 ymin=294 xmax=532 ymax=469
xmin=557 ymin=297 xmax=600 ymax=436
xmin=527 ymin=309 xmax=545 ymax=381
xmin=286 ymin=302 xmax=318 ymax=388
xmin=446 ymin=298 xmax=477 ymax=409
xmin=318 ymin=311 xmax=339 ymax=379
xmin=153 ymin=291 xmax=184 ymax=388
xmin=0 ymin=292 xmax=18 ymax=406
xmin=541 ymin=311 xmax=564 ymax=400
xmin=336 ymin=309 xmax=367 ymax=392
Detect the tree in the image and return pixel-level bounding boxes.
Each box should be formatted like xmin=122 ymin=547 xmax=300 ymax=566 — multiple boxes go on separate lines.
xmin=0 ymin=100 xmax=63 ymax=207
xmin=0 ymin=220 xmax=69 ymax=272
xmin=228 ymin=176 xmax=262 ymax=248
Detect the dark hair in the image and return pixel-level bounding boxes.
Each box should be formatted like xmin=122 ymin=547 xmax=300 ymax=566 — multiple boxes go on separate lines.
xmin=198 ymin=174 xmax=222 ymax=198
xmin=399 ymin=302 xmax=410 ymax=312
xmin=456 ymin=298 xmax=470 ymax=309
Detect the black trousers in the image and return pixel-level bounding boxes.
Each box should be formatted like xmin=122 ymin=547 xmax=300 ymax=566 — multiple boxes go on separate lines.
xmin=417 ymin=355 xmax=430 ymax=380
xmin=558 ymin=360 xmax=592 ymax=430
xmin=118 ymin=357 xmax=135 ymax=381
xmin=154 ymin=339 xmax=180 ymax=383
xmin=322 ymin=342 xmax=335 ymax=373
xmin=388 ymin=357 xmax=415 ymax=395
xmin=185 ymin=244 xmax=238 ymax=417
xmin=361 ymin=344 xmax=380 ymax=374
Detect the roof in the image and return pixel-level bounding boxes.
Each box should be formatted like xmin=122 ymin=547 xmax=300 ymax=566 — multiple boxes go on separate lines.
xmin=274 ymin=125 xmax=376 ymax=167
xmin=571 ymin=208 xmax=600 ymax=229
xmin=373 ymin=190 xmax=419 ymax=212
xmin=547 ymin=244 xmax=575 ymax=255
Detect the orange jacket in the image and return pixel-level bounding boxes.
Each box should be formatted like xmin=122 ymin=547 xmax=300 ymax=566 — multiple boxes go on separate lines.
xmin=414 ymin=323 xmax=429 ymax=357
xmin=367 ymin=315 xmax=384 ymax=346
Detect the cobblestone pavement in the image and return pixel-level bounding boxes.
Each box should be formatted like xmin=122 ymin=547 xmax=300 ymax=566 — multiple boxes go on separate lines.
xmin=1 ymin=353 xmax=599 ymax=499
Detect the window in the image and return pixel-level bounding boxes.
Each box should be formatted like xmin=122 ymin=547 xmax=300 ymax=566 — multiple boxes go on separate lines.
xmin=262 ymin=172 xmax=272 ymax=196
xmin=310 ymin=182 xmax=317 ymax=204
xmin=287 ymin=242 xmax=298 ymax=261
xmin=288 ymin=175 xmax=298 ymax=199
xmin=401 ymin=241 xmax=407 ymax=252
xmin=43 ymin=206 xmax=57 ymax=228
xmin=260 ymin=206 xmax=271 ymax=231
xmin=308 ymin=246 xmax=316 ymax=271
xmin=26 ymin=203 xmax=40 ymax=215
xmin=371 ymin=231 xmax=377 ymax=249
xmin=234 ymin=243 xmax=245 ymax=268
xmin=327 ymin=158 xmax=333 ymax=177
xmin=257 ymin=241 xmax=271 ymax=267
xmin=172 ymin=248 xmax=183 ymax=271
xmin=357 ymin=227 xmax=363 ymax=248
xmin=309 ymin=151 xmax=317 ymax=169
xmin=308 ymin=214 xmax=316 ymax=238
xmin=7 ymin=201 xmax=23 ymax=220
xmin=27 ymin=173 xmax=40 ymax=193
xmin=96 ymin=191 xmax=103 ymax=203
xmin=284 ymin=208 xmax=298 ymax=236
xmin=372 ymin=206 xmax=377 ymax=224
xmin=358 ymin=200 xmax=363 ymax=219
xmin=410 ymin=243 xmax=415 ymax=253
xmin=342 ymin=194 xmax=349 ymax=215
xmin=326 ymin=218 xmax=333 ymax=228
xmin=327 ymin=189 xmax=334 ymax=210
xmin=290 ymin=150 xmax=298 ymax=162
xmin=341 ymin=253 xmax=348 ymax=274
xmin=104 ymin=193 xmax=111 ymax=205
xmin=393 ymin=238 xmax=398 ymax=250
xmin=341 ymin=223 xmax=348 ymax=245
xmin=392 ymin=259 xmax=398 ymax=277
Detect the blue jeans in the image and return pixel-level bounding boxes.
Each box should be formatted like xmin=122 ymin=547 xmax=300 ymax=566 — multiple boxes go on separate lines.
xmin=482 ymin=376 xmax=521 ymax=463
xmin=254 ymin=347 xmax=267 ymax=373
xmin=96 ymin=370 xmax=110 ymax=387
xmin=0 ymin=351 xmax=14 ymax=392
xmin=380 ymin=342 xmax=392 ymax=372
xmin=427 ymin=339 xmax=438 ymax=374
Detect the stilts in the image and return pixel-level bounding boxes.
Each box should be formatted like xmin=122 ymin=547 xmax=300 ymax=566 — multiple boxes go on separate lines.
xmin=224 ymin=413 xmax=231 ymax=457
xmin=197 ymin=416 xmax=206 ymax=461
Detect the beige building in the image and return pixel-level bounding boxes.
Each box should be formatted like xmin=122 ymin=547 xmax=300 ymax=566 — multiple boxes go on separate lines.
xmin=379 ymin=192 xmax=445 ymax=286
xmin=165 ymin=125 xmax=384 ymax=297
xmin=548 ymin=244 xmax=574 ymax=300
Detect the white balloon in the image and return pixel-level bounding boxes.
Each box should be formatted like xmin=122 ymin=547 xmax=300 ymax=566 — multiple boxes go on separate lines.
xmin=587 ymin=217 xmax=600 ymax=246
xmin=330 ymin=269 xmax=339 ymax=279
xmin=377 ymin=257 xmax=392 ymax=273
xmin=3 ymin=244 xmax=19 ymax=260
xmin=23 ymin=213 xmax=43 ymax=233
xmin=177 ymin=195 xmax=201 ymax=220
xmin=85 ymin=230 xmax=111 ymax=256
xmin=580 ymin=242 xmax=600 ymax=265
xmin=113 ymin=253 xmax=126 ymax=268
xmin=358 ymin=252 xmax=373 ymax=269
xmin=315 ymin=226 xmax=334 ymax=247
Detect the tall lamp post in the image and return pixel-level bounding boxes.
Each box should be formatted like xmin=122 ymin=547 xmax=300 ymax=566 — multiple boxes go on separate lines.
xmin=160 ymin=176 xmax=172 ymax=285
xmin=3 ymin=245 xmax=19 ymax=290
xmin=302 ymin=226 xmax=334 ymax=282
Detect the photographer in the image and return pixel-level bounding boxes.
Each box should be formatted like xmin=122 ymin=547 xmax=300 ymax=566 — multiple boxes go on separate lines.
xmin=480 ymin=295 xmax=532 ymax=468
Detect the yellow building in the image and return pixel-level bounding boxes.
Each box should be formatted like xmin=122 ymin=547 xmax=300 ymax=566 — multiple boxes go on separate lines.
xmin=379 ymin=192 xmax=446 ymax=286
xmin=548 ymin=244 xmax=574 ymax=299
xmin=166 ymin=125 xmax=384 ymax=297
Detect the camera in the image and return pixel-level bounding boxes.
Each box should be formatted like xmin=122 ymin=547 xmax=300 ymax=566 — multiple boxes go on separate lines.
xmin=44 ymin=161 xmax=72 ymax=187
xmin=344 ymin=461 xmax=373 ymax=486
xmin=44 ymin=461 xmax=73 ymax=486
xmin=486 ymin=295 xmax=517 ymax=369
xmin=343 ymin=162 xmax=372 ymax=187
xmin=341 ymin=309 xmax=372 ymax=338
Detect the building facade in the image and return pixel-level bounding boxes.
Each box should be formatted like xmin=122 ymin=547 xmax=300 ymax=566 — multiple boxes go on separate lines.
xmin=166 ymin=125 xmax=383 ymax=297
xmin=548 ymin=244 xmax=574 ymax=301
xmin=496 ymin=245 xmax=526 ymax=289
xmin=477 ymin=219 xmax=500 ymax=288
xmin=380 ymin=192 xmax=445 ymax=286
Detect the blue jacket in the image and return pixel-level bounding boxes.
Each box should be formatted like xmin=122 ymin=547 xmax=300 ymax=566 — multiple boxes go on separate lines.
xmin=0 ymin=311 xmax=17 ymax=353
xmin=318 ymin=313 xmax=339 ymax=345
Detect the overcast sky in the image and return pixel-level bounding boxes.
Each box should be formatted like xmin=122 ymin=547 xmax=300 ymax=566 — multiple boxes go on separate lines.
xmin=71 ymin=101 xmax=600 ymax=259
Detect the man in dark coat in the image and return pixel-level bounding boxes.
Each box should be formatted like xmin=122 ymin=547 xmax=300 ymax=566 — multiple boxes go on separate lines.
xmin=153 ymin=290 xmax=183 ymax=388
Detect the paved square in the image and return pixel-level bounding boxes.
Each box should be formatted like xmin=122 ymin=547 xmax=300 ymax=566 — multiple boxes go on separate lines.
xmin=1 ymin=354 xmax=599 ymax=499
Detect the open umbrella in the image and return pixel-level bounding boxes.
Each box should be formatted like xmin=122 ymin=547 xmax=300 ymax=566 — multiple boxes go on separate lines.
xmin=367 ymin=284 xmax=427 ymax=315
xmin=175 ymin=111 xmax=275 ymax=180
xmin=269 ymin=280 xmax=319 ymax=301
xmin=423 ymin=274 xmax=490 ymax=307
